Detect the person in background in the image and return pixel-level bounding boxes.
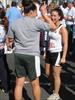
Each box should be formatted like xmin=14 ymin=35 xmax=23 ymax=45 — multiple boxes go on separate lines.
xmin=17 ymin=1 xmax=23 ymax=13
xmin=60 ymin=2 xmax=68 ymax=27
xmin=6 ymin=4 xmax=10 ymax=12
xmin=0 ymin=1 xmax=4 ymax=9
xmin=64 ymin=0 xmax=75 ymax=57
xmin=0 ymin=7 xmax=9 ymax=93
xmin=48 ymin=2 xmax=58 ymax=13
xmin=6 ymin=1 xmax=22 ymax=24
xmin=7 ymin=1 xmax=57 ymax=100
xmin=6 ymin=1 xmax=23 ymax=53
xmin=33 ymin=0 xmax=41 ymax=19
xmin=69 ymin=1 xmax=75 ymax=60
xmin=44 ymin=7 xmax=68 ymax=100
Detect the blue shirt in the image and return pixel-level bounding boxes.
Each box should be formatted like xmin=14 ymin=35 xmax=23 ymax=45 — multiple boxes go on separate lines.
xmin=6 ymin=7 xmax=22 ymax=24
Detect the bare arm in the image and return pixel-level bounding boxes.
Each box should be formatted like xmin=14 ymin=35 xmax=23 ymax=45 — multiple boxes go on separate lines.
xmin=60 ymin=27 xmax=68 ymax=63
xmin=40 ymin=4 xmax=56 ymax=30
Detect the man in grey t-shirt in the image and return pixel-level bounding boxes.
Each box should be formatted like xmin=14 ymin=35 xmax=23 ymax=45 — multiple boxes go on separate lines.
xmin=7 ymin=1 xmax=56 ymax=100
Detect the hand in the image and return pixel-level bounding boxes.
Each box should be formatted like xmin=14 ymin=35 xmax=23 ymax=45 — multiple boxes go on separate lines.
xmin=64 ymin=16 xmax=67 ymax=20
xmin=40 ymin=3 xmax=47 ymax=15
xmin=64 ymin=16 xmax=72 ymax=20
xmin=6 ymin=42 xmax=13 ymax=49
xmin=6 ymin=37 xmax=13 ymax=49
xmin=67 ymin=16 xmax=72 ymax=20
xmin=60 ymin=57 xmax=66 ymax=64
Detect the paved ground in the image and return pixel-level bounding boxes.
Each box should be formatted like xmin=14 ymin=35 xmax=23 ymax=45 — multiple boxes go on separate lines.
xmin=0 ymin=53 xmax=75 ymax=100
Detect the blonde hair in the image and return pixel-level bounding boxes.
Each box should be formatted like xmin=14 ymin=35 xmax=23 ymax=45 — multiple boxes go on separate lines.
xmin=48 ymin=2 xmax=58 ymax=13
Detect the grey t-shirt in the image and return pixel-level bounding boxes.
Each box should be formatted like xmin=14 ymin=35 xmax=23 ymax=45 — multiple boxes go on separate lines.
xmin=7 ymin=17 xmax=50 ymax=56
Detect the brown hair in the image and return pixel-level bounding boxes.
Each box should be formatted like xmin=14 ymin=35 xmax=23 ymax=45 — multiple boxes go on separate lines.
xmin=48 ymin=2 xmax=58 ymax=13
xmin=51 ymin=7 xmax=64 ymax=20
xmin=0 ymin=8 xmax=9 ymax=32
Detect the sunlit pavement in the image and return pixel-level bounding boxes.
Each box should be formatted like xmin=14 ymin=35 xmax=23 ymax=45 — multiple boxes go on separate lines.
xmin=0 ymin=54 xmax=75 ymax=100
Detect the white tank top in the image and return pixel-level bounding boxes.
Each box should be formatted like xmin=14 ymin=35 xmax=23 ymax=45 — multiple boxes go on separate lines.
xmin=48 ymin=24 xmax=63 ymax=52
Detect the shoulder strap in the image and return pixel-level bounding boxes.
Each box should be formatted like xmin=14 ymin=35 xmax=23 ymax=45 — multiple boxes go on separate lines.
xmin=56 ymin=24 xmax=63 ymax=31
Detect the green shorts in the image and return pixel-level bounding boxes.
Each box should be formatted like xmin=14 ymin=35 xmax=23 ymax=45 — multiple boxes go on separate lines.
xmin=14 ymin=53 xmax=41 ymax=81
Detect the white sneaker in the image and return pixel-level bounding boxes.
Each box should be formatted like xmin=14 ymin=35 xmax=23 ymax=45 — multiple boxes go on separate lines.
xmin=47 ymin=93 xmax=61 ymax=100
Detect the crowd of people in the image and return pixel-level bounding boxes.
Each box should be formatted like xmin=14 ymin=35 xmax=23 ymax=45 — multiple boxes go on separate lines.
xmin=0 ymin=0 xmax=75 ymax=100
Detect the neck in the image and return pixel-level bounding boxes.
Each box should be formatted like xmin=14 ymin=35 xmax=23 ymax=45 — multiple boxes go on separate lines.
xmin=24 ymin=13 xmax=32 ymax=17
xmin=55 ymin=21 xmax=61 ymax=27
